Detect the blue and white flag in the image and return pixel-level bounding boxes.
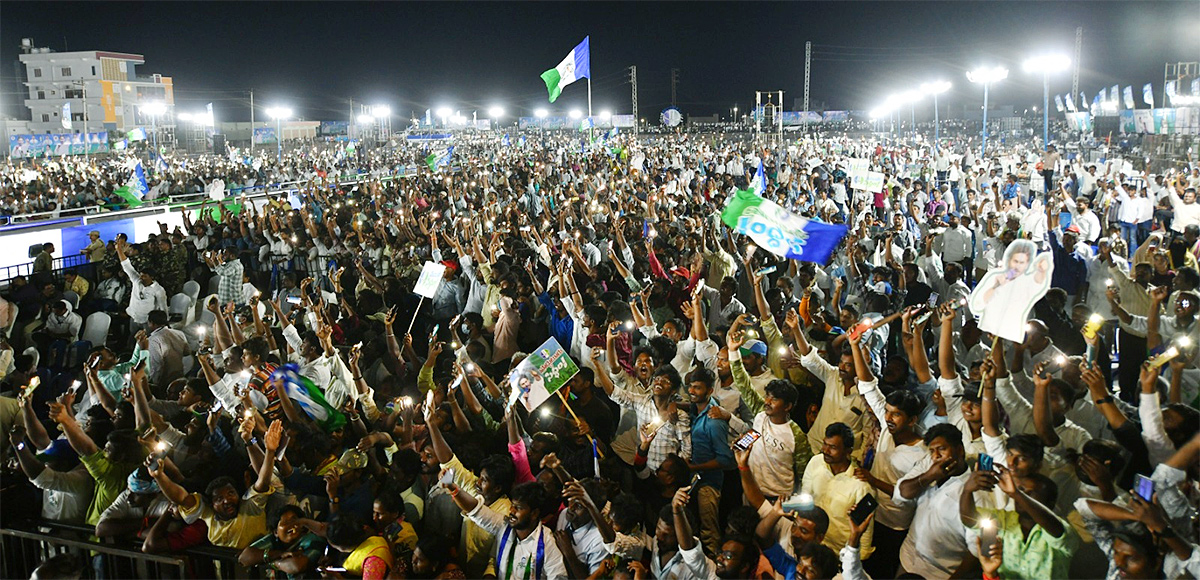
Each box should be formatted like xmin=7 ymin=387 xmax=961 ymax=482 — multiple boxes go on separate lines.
xmin=1166 ymin=81 xmax=1178 ymax=106
xmin=424 ymin=109 xmax=432 ymax=126
xmin=1054 ymin=94 xmax=1064 ymax=113
xmin=751 ymin=159 xmax=767 ymax=196
xmin=1064 ymin=94 xmax=1077 ymax=112
xmin=580 ymin=117 xmax=594 ymax=131
xmin=502 ymin=133 xmax=511 ymax=147
xmin=518 ymin=135 xmax=526 ymax=148
xmin=1193 ymin=79 xmax=1200 ymax=98
xmin=1080 ymin=91 xmax=1089 ymax=110
xmin=127 ymin=127 xmax=147 ymax=142
xmin=1143 ymin=84 xmax=1154 ymax=107
xmin=151 ymin=151 xmax=169 ymax=174
xmin=61 ymin=103 xmax=72 ymax=129
xmin=721 ymin=189 xmax=848 ymax=264
xmin=1123 ymin=86 xmax=1135 ymax=109
xmin=129 ymin=162 xmax=148 ymax=199
xmin=1092 ymin=93 xmax=1102 ymax=111
xmin=607 ymin=127 xmax=619 ymax=140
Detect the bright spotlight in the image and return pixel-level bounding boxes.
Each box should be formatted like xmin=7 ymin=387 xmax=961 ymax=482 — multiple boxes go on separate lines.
xmin=488 ymin=106 xmax=504 ymax=118
xmin=568 ymin=109 xmax=582 ymax=119
xmin=534 ymin=108 xmax=548 ymax=119
xmin=436 ymin=107 xmax=452 ymax=119
xmin=1023 ymin=54 xmax=1071 ymax=74
xmin=966 ymin=66 xmax=1009 ymax=84
xmin=140 ymin=101 xmax=167 ymax=116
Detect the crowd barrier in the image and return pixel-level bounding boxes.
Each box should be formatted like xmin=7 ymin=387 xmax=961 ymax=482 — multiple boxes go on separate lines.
xmin=0 ymin=520 xmax=260 ymax=579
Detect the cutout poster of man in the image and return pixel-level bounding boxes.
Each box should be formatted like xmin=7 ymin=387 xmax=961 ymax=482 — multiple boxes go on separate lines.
xmin=968 ymin=239 xmax=1054 ymax=342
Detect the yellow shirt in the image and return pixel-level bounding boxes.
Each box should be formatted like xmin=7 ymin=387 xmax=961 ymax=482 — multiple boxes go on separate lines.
xmin=442 ymin=454 xmax=511 ymax=578
xmin=800 ymin=456 xmax=875 ymax=559
xmin=179 ymin=486 xmax=274 ymax=549
xmin=68 ymin=276 xmax=90 ymax=299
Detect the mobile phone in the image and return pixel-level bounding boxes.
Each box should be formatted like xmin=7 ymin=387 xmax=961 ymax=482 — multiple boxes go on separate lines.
xmin=90 ymin=355 xmax=101 ymax=369
xmin=862 ymin=448 xmax=876 ymax=471
xmin=733 ymin=430 xmax=762 ymax=451
xmin=319 ymin=567 xmax=347 ymax=574
xmin=849 ymin=494 xmax=878 ymax=525
xmin=440 ymin=468 xmax=456 ymax=487
xmin=1134 ymin=474 xmax=1154 ymax=502
xmin=133 ymin=359 xmax=147 ymax=373
xmin=979 ymin=517 xmax=998 ymax=556
xmin=689 ymin=472 xmax=702 ymax=489
xmin=756 ymin=265 xmax=777 ymax=276
xmin=927 ymin=292 xmax=939 ymax=309
xmin=430 ymin=324 xmax=440 ymax=339
xmin=286 ymin=296 xmax=302 ymax=305
xmin=744 ymin=314 xmax=759 ymax=326
xmin=978 ymin=453 xmax=995 ymax=472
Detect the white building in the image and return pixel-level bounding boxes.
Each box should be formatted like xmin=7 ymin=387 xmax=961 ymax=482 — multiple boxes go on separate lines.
xmin=18 ymin=42 xmax=175 ymax=135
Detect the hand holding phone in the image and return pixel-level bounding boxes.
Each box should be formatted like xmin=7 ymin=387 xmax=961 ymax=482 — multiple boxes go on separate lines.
xmin=849 ymin=494 xmax=878 ymax=526
xmin=733 ymin=430 xmax=761 ymax=451
xmin=1134 ymin=474 xmax=1154 ymax=502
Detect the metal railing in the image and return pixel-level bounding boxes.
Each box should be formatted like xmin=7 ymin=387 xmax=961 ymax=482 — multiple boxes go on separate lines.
xmin=0 ymin=520 xmax=260 ymax=579
xmin=0 ymin=165 xmax=430 ymax=225
xmin=0 ymin=253 xmax=89 ymax=284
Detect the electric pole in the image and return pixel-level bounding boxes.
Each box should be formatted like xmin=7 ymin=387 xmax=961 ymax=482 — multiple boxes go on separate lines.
xmin=804 ymin=41 xmax=811 ymax=132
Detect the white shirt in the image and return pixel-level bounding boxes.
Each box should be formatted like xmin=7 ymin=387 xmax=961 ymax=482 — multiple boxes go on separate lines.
xmin=801 ymin=349 xmax=868 ymax=455
xmin=936 ymin=225 xmax=972 ymax=263
xmin=555 ymin=514 xmax=608 ymax=575
xmin=120 ymin=258 xmax=168 ymax=324
xmin=894 ymin=462 xmax=972 ymax=580
xmin=31 ymin=464 xmax=93 ymax=522
xmin=466 ymin=504 xmax=567 ymax=580
xmin=859 ymin=379 xmax=928 ymax=530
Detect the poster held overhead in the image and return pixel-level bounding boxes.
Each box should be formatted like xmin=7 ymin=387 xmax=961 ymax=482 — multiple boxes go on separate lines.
xmin=967 ymin=240 xmax=1053 ymax=342
xmin=408 ymin=261 xmax=448 ymax=334
xmin=508 ymin=337 xmax=579 ymax=413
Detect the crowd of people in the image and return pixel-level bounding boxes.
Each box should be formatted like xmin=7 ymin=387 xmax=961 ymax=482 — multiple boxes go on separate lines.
xmin=1 ymin=129 xmax=1199 ymax=580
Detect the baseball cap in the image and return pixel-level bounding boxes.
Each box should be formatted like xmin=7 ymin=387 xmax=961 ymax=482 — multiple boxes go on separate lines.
xmin=1064 ymin=224 xmax=1081 ymax=234
xmin=740 ymin=339 xmax=768 ymax=357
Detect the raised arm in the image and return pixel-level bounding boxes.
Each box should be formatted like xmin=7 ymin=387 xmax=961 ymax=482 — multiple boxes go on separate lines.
xmin=937 ymin=303 xmax=958 ymax=380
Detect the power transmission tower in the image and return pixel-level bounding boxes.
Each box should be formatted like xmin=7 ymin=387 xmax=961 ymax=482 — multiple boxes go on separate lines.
xmin=1071 ymin=27 xmax=1082 ymax=109
xmin=630 ymin=65 xmax=639 ymax=136
xmin=671 ymin=68 xmax=679 ymax=107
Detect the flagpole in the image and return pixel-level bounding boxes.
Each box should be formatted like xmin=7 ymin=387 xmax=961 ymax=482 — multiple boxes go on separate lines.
xmin=587 ymin=78 xmax=594 ymax=141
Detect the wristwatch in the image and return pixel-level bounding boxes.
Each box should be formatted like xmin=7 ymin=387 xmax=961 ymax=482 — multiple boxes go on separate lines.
xmin=1094 ymin=396 xmax=1114 ymax=406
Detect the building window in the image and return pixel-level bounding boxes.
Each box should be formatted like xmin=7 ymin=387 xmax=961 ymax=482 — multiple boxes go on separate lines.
xmin=91 ymin=66 xmax=96 ymax=76
xmin=41 ymin=114 xmax=50 ymax=122
xmin=32 ymin=68 xmax=42 ymax=78
xmin=37 ymin=90 xmax=45 ymax=100
xmin=61 ymin=67 xmax=71 ymax=76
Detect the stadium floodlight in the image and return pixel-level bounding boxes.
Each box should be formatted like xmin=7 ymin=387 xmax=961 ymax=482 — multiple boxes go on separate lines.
xmin=357 ymin=114 xmax=374 ymax=124
xmin=177 ymin=113 xmax=193 ymax=122
xmin=966 ymin=66 xmax=1008 ymax=157
xmin=436 ymin=107 xmax=452 ymax=119
xmin=599 ymin=110 xmax=612 ymax=120
xmin=370 ymin=105 xmax=390 ymax=118
xmin=568 ymin=109 xmax=582 ymax=119
xmin=534 ymin=108 xmax=548 ymax=119
xmin=488 ymin=106 xmax=504 ymax=118
xmin=140 ymin=101 xmax=167 ymax=116
xmin=920 ymin=81 xmax=952 ymax=151
xmin=1023 ymin=54 xmax=1071 ymax=148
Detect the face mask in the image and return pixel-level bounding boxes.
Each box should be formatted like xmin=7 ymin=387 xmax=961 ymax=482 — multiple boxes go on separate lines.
xmin=461 ymin=323 xmax=471 ymax=335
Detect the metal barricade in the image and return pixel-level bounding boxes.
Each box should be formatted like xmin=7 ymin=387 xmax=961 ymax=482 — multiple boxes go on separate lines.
xmin=0 ymin=522 xmax=261 ymax=579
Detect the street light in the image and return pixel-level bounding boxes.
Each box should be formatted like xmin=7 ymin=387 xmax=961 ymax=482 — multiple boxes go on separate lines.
xmin=920 ymin=81 xmax=952 ymax=151
xmin=1023 ymin=54 xmax=1071 ymax=149
xmin=265 ymin=106 xmax=292 ymax=165
xmin=140 ymin=101 xmax=167 ymax=153
xmin=436 ymin=107 xmax=452 ymax=127
xmin=966 ymin=66 xmax=1008 ymax=158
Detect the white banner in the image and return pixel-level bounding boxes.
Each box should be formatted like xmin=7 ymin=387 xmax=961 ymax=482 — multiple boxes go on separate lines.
xmin=414 ymin=261 xmax=447 ymax=299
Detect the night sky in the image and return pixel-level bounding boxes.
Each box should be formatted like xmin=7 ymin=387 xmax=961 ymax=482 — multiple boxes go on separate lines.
xmin=3 ymin=1 xmax=1197 ymax=123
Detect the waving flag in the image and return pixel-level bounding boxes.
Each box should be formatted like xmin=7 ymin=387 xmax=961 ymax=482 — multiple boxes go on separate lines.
xmin=580 ymin=117 xmax=594 ymax=132
xmin=1123 ymin=86 xmax=1135 ymax=109
xmin=541 ymin=37 xmax=590 ymax=103
xmin=112 ymin=162 xmax=149 ymax=208
xmin=518 ymin=135 xmax=526 ymax=148
xmin=1166 ymin=81 xmax=1178 ymax=105
xmin=1143 ymin=84 xmax=1154 ymax=107
xmin=502 ymin=133 xmax=511 ymax=147
xmin=1080 ymin=91 xmax=1089 ymax=110
xmin=1110 ymin=85 xmax=1120 ymax=107
xmin=721 ymin=188 xmax=848 ymax=264
xmin=1054 ymin=94 xmax=1064 ymax=113
xmin=425 ymin=146 xmax=454 ymax=172
xmin=1091 ymin=93 xmax=1101 ymax=111
xmin=151 ymin=151 xmax=169 ymax=174
xmin=1064 ymin=94 xmax=1077 ymax=112
xmin=751 ymin=159 xmax=767 ymax=196
xmin=269 ymin=364 xmax=346 ymax=432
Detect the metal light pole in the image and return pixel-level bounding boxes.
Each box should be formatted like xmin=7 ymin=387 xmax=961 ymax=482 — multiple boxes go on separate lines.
xmin=920 ymin=81 xmax=951 ymax=152
xmin=1024 ymin=55 xmax=1071 ymax=149
xmin=265 ymin=107 xmax=292 ymax=166
xmin=967 ymin=67 xmax=1008 ymax=159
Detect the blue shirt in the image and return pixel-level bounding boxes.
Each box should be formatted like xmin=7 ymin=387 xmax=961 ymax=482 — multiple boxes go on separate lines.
xmin=1047 ymin=230 xmax=1088 ymax=295
xmin=690 ymin=397 xmax=734 ymax=490
xmin=763 ymin=544 xmax=797 ymax=580
xmin=537 ymin=291 xmax=574 ymax=349
xmin=1001 ymin=182 xmax=1021 ymax=200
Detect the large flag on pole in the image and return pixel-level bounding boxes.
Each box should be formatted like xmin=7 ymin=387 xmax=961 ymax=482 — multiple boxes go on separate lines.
xmin=1166 ymin=81 xmax=1178 ymax=106
xmin=1054 ymin=95 xmax=1064 ymax=113
xmin=541 ymin=37 xmax=590 ymax=103
xmin=425 ymin=146 xmax=454 ymax=172
xmin=721 ymin=188 xmax=848 ymax=264
xmin=1064 ymin=94 xmax=1077 ymax=112
xmin=1123 ymin=86 xmax=1135 ymax=109
xmin=1080 ymin=91 xmax=1089 ymax=110
xmin=61 ymin=103 xmax=72 ymax=129
xmin=1143 ymin=84 xmax=1154 ymax=107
